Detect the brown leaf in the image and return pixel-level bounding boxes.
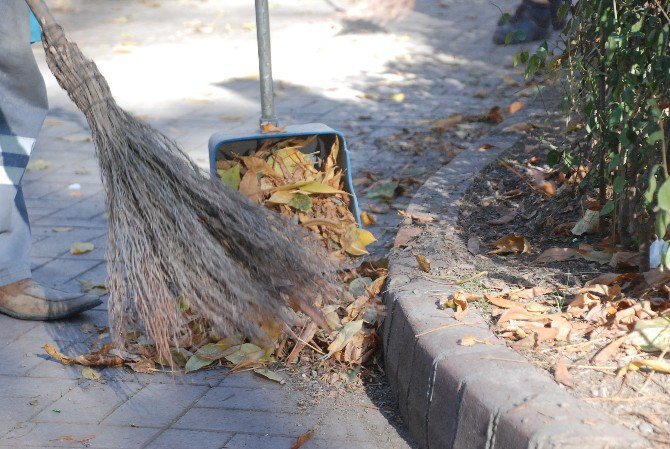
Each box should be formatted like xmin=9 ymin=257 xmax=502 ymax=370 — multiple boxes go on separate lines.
xmin=585 ymin=272 xmax=639 ymax=287
xmin=488 ymin=234 xmax=531 ymax=254
xmin=554 ymin=358 xmax=575 ymax=388
xmin=503 ymin=122 xmax=536 ymax=133
xmin=609 ymin=251 xmax=640 ymax=269
xmin=459 ymin=335 xmax=491 ymax=346
xmin=260 ymin=122 xmax=286 ymax=134
xmin=488 ymin=209 xmax=517 ymax=225
xmin=415 ymin=255 xmax=431 ymax=272
xmin=360 ymin=211 xmax=376 ymax=226
xmin=397 ymin=210 xmax=435 ymax=223
xmin=431 ymin=114 xmax=464 ymax=132
xmin=508 ymin=286 xmax=554 ymax=300
xmin=291 ymin=428 xmax=316 ymax=449
xmin=479 ymin=143 xmax=496 ymax=150
xmin=239 ymin=171 xmax=263 ymax=203
xmin=486 ymin=106 xmax=504 ymax=124
xmin=535 ymin=247 xmax=581 ymax=264
xmin=592 ymin=335 xmax=628 ymax=364
xmin=508 ymin=101 xmax=524 ymax=114
xmin=394 ymin=226 xmax=422 ymax=247
xmin=485 ymin=294 xmax=523 ymax=309
xmin=571 ymin=210 xmax=600 ymax=235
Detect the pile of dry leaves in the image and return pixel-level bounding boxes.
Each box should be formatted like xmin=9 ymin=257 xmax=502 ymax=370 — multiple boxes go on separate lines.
xmin=44 ymin=135 xmax=385 ymax=383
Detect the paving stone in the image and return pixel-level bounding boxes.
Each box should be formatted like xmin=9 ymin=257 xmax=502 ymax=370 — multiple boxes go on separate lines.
xmin=32 ymin=258 xmax=104 ymax=287
xmin=222 ymin=433 xmax=295 ymax=449
xmin=103 ymin=383 xmax=208 ymax=427
xmin=175 ymin=408 xmax=319 ymax=437
xmin=196 ymin=386 xmax=307 ymax=412
xmin=145 ymin=429 xmax=234 ymax=449
xmin=32 ymin=381 xmax=143 ymax=424
xmin=1 ymin=422 xmax=158 ymax=448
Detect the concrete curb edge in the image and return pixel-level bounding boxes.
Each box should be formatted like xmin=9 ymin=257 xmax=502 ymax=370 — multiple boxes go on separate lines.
xmin=381 ymin=109 xmax=648 ymax=449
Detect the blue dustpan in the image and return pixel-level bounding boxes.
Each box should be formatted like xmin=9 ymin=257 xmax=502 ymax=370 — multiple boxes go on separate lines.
xmin=208 ymin=0 xmax=361 ymax=225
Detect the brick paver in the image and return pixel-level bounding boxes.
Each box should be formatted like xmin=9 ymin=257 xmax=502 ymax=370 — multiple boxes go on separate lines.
xmin=3 ymin=0 xmax=526 ymax=447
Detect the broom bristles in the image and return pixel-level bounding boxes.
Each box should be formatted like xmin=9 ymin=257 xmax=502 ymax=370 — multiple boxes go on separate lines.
xmin=38 ymin=22 xmax=338 ymax=362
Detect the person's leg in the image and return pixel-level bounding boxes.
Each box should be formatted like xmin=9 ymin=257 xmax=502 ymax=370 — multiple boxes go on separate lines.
xmin=0 ymin=0 xmax=101 ymax=320
xmin=0 ymin=0 xmax=47 ymax=286
xmin=493 ymin=0 xmax=566 ymax=45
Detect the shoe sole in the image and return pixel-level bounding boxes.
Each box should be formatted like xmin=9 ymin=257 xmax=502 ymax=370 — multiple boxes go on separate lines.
xmin=0 ymin=299 xmax=103 ymax=321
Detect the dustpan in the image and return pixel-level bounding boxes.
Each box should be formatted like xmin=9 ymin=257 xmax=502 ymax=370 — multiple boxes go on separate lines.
xmin=208 ymin=0 xmax=361 ymax=225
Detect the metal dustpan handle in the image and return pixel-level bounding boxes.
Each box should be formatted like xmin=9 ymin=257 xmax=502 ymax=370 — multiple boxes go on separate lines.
xmin=255 ymin=0 xmax=278 ymax=127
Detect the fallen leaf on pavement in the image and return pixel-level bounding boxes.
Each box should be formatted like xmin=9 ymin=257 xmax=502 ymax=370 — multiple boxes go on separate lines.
xmin=488 ymin=234 xmax=531 ymax=254
xmin=554 ymin=358 xmax=574 ymax=388
xmin=508 ymin=101 xmax=524 ymax=114
xmin=254 ymin=368 xmax=287 ymax=384
xmin=70 ymin=242 xmax=94 ymax=255
xmin=503 ymin=122 xmax=536 ymax=133
xmin=459 ymin=335 xmax=491 ymax=347
xmin=415 ymin=254 xmax=431 ymax=272
xmin=366 ymin=180 xmax=399 ymax=200
xmin=397 ymin=210 xmax=435 ymax=223
xmin=431 ymin=114 xmax=465 ymax=132
xmin=290 ymin=428 xmax=316 ymax=449
xmin=81 ymin=366 xmax=101 ymax=381
xmin=27 ymin=160 xmax=50 ymax=171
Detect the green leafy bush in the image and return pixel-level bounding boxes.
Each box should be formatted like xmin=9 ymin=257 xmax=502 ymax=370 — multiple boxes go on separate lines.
xmin=526 ymin=1 xmax=670 ymax=268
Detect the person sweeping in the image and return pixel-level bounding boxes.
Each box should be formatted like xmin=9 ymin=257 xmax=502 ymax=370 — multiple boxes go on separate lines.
xmin=0 ymin=0 xmax=101 ymax=320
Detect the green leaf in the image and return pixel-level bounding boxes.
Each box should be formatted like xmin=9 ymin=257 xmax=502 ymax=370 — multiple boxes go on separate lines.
xmin=600 ymin=201 xmax=615 ymax=216
xmin=299 ymin=181 xmax=346 ymax=194
xmin=644 ymin=165 xmax=661 ymax=204
xmin=288 ymin=193 xmax=313 ymax=212
xmin=656 ymin=210 xmax=670 ymax=238
xmin=648 ymin=129 xmax=664 ymax=145
xmin=184 ymin=355 xmax=214 ymax=373
xmin=613 ymin=176 xmax=625 ymax=194
xmin=547 ymin=149 xmax=561 ymax=166
xmin=658 ymin=178 xmax=670 ymax=212
xmin=218 ymin=163 xmax=241 ymax=190
xmin=366 ymin=181 xmax=399 ymax=200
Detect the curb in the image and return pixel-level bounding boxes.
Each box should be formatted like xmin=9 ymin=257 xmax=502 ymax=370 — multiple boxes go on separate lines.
xmin=381 ymin=109 xmax=648 ymax=449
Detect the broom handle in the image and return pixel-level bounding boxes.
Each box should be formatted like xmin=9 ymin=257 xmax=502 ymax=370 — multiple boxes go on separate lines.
xmin=255 ymin=0 xmax=278 ymax=127
xmin=24 ymin=0 xmax=58 ymax=30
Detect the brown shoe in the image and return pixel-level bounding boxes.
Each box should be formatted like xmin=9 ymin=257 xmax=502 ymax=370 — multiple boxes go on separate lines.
xmin=0 ymin=278 xmax=102 ymax=321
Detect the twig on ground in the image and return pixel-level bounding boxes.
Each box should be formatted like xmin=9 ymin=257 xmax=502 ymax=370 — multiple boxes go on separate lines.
xmin=415 ymin=322 xmax=475 ymax=338
xmin=498 ymin=159 xmax=550 ymax=197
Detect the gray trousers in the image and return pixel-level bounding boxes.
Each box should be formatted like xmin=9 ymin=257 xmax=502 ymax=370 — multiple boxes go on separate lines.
xmin=0 ymin=0 xmax=49 ymax=286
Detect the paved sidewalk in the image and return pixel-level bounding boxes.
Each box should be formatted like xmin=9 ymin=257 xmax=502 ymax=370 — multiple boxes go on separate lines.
xmin=3 ymin=0 xmax=530 ymax=447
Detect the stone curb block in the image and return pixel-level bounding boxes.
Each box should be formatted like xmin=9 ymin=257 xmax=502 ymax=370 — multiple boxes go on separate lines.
xmin=381 ymin=111 xmax=648 ymax=449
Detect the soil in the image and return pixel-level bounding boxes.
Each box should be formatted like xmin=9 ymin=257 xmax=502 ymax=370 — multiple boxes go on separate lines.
xmin=458 ymin=109 xmax=670 ymax=446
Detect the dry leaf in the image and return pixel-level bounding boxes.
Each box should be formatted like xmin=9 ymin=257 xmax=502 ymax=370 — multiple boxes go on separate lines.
xmin=431 ymin=114 xmax=464 ymax=132
xmin=459 ymin=335 xmax=491 ymax=346
xmin=70 ymin=242 xmax=94 ymax=255
xmin=360 ymin=211 xmax=376 ymax=226
xmin=341 ymin=227 xmax=376 ymax=256
xmin=486 ymin=106 xmax=504 ymax=124
xmin=81 ymin=366 xmax=101 ymax=381
xmin=27 ymin=160 xmax=50 ymax=171
xmin=485 ymin=294 xmax=523 ymax=309
xmin=508 ymin=101 xmax=524 ymax=114
xmin=627 ymin=359 xmax=670 ymax=374
xmin=554 ymin=358 xmax=574 ymax=388
xmin=467 ymin=236 xmax=481 ymax=255
xmin=239 ymin=171 xmax=263 ymax=203
xmin=507 ymin=286 xmax=554 ymax=300
xmin=479 ymin=143 xmax=496 ymax=150
xmin=488 ymin=234 xmax=531 ymax=254
xmin=260 ymin=122 xmax=286 ymax=133
xmin=535 ymin=247 xmax=581 ymax=264
xmin=290 ymin=428 xmax=316 ymax=449
xmin=397 ymin=211 xmax=435 ymax=223
xmin=609 ymin=251 xmax=640 ymax=268
xmin=503 ymin=122 xmax=536 ymax=133
xmin=415 ymin=254 xmax=431 ymax=272
xmin=488 ymin=209 xmax=517 ymax=225
xmin=571 ymin=209 xmax=600 ymax=235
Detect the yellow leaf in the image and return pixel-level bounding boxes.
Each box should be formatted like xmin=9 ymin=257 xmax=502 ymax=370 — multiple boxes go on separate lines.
xmin=267 ymin=191 xmax=295 ymax=205
xmin=360 ymin=212 xmax=376 ymax=226
xmin=627 ymin=359 xmax=670 ymax=374
xmin=299 ymin=181 xmax=347 ymax=195
xmin=81 ymin=366 xmax=101 ymax=381
xmin=70 ymin=242 xmax=94 ymax=255
xmin=341 ymin=226 xmax=376 ymax=256
xmin=327 ymin=320 xmax=364 ymax=355
xmin=260 ymin=122 xmax=286 ymax=134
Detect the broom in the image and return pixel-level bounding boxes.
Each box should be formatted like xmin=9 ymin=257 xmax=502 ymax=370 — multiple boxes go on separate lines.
xmin=25 ymin=0 xmax=338 ymax=361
